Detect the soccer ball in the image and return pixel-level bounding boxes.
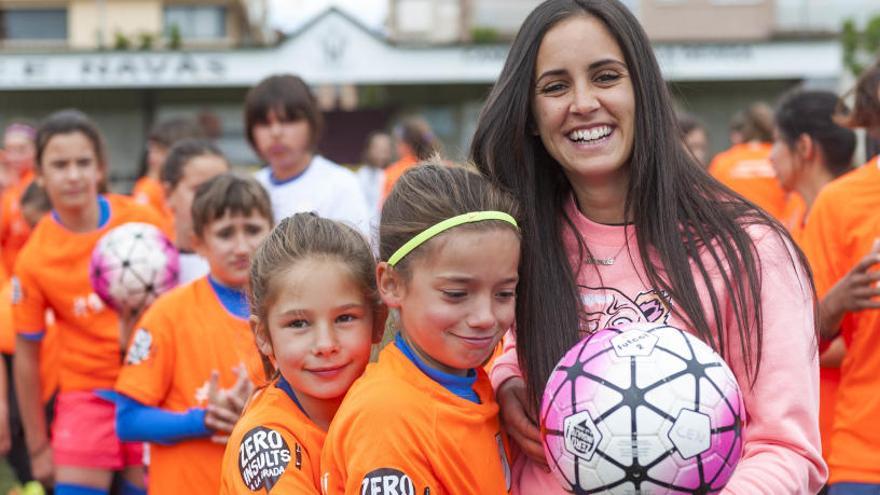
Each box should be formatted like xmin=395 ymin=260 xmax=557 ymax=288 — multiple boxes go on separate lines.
xmin=541 ymin=323 xmax=744 ymax=494
xmin=90 ymin=222 xmax=179 ymax=313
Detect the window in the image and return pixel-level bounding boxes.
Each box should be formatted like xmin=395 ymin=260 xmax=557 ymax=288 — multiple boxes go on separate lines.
xmin=163 ymin=6 xmax=227 ymax=40
xmin=0 ymin=9 xmax=67 ymax=41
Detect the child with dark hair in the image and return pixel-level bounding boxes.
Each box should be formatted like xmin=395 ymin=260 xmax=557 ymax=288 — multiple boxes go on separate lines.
xmin=160 ymin=138 xmax=230 ymax=283
xmin=709 ymin=102 xmax=802 ymax=221
xmin=13 ymin=109 xmax=169 ymax=494
xmin=800 ymin=61 xmax=880 ymax=494
xmin=244 ymin=74 xmax=369 ymax=233
xmin=769 ymin=90 xmax=856 ymax=479
xmin=133 ymin=118 xmax=203 ymax=224
xmin=115 ymin=173 xmax=273 ymax=494
xmin=381 ymin=117 xmax=441 ymax=200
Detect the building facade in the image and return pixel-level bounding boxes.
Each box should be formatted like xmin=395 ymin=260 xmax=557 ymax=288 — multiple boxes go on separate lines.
xmin=0 ymin=0 xmax=269 ymax=51
xmin=0 ymin=1 xmax=876 ymax=189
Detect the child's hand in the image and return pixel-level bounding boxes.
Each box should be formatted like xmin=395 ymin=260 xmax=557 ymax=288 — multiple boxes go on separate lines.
xmin=496 ymin=376 xmax=549 ymax=470
xmin=225 ymin=363 xmax=255 ymax=416
xmin=204 ymin=366 xmax=254 ymax=444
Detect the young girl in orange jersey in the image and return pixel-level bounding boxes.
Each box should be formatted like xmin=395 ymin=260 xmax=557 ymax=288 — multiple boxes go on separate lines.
xmin=11 ymin=110 xmax=169 ymax=495
xmin=219 ymin=212 xmax=382 ymax=494
xmin=321 ymin=163 xmax=519 ymax=494
xmin=114 ymin=173 xmax=273 ymax=495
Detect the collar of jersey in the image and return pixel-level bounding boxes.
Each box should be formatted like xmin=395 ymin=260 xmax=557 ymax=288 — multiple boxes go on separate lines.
xmin=51 ymin=194 xmax=111 ymax=231
xmin=276 ymin=375 xmax=307 ymax=416
xmin=394 ymin=332 xmax=479 ymax=404
xmin=267 ymin=156 xmax=314 ymax=186
xmin=207 ymin=276 xmax=249 ymax=320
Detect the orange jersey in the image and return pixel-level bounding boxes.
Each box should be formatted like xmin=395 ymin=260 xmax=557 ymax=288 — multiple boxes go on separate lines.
xmin=0 ymin=280 xmax=58 ymax=402
xmin=220 ymin=377 xmax=326 ymax=494
xmin=12 ymin=194 xmax=166 ymax=393
xmin=321 ymin=343 xmax=512 ymax=495
xmin=381 ymin=153 xmax=418 ymax=201
xmin=800 ymin=157 xmax=880 ymax=483
xmin=0 ymin=171 xmax=34 ymax=276
xmin=708 ymin=142 xmax=791 ymax=220
xmin=115 ymin=276 xmax=265 ymax=495
xmin=131 ymin=176 xmax=174 ymax=240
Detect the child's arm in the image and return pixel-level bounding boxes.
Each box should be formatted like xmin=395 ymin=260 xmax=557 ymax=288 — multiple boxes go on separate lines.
xmin=13 ymin=336 xmax=50 ymax=484
xmin=221 ymin=424 xmax=320 ymax=495
xmin=11 ymin=262 xmax=52 ymax=486
xmin=115 ymin=392 xmax=210 ymax=444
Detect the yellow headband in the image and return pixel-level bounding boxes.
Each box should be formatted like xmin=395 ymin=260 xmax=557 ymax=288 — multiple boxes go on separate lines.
xmin=387 ymin=211 xmax=518 ymax=267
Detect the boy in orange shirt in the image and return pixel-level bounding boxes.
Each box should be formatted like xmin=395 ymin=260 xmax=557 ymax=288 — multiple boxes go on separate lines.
xmin=12 ymin=110 xmax=167 ymax=494
xmin=114 ymin=174 xmax=273 ymax=494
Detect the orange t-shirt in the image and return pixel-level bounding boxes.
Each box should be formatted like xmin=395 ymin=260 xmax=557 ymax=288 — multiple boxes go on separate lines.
xmin=709 ymin=142 xmax=793 ymax=221
xmin=0 ymin=280 xmax=58 ymax=402
xmin=12 ymin=194 xmax=167 ymax=393
xmin=220 ymin=378 xmax=326 ymax=494
xmin=381 ymin=153 xmax=418 ymax=201
xmin=320 ymin=344 xmax=512 ymax=495
xmin=800 ymin=157 xmax=880 ymax=484
xmin=115 ymin=276 xmax=265 ymax=495
xmin=0 ymin=170 xmax=35 ymax=276
xmin=786 ymin=192 xmax=838 ymax=464
xmin=132 ymin=177 xmax=170 ymax=218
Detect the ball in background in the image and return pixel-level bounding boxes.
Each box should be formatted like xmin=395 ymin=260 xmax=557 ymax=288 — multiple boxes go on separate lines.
xmin=90 ymin=222 xmax=179 ymax=313
xmin=541 ymin=323 xmax=744 ymax=494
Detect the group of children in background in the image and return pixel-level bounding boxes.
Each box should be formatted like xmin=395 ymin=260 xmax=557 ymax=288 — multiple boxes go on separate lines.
xmin=0 ymin=2 xmax=877 ymax=493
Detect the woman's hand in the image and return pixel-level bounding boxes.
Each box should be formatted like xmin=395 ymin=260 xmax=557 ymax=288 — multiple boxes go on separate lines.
xmin=496 ymin=377 xmax=548 ymax=469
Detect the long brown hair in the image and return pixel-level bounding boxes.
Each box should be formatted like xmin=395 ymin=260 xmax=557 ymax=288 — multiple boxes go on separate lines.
xmin=470 ymin=0 xmax=815 ymax=408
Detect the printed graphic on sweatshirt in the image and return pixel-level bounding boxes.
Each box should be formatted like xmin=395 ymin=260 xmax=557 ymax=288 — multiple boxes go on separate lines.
xmin=578 ymin=285 xmax=670 ymax=334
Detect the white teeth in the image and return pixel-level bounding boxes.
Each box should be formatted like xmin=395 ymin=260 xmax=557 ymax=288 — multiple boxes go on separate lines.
xmin=569 ymin=126 xmax=611 ymax=142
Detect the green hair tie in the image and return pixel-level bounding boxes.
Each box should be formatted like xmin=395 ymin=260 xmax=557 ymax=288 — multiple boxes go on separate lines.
xmin=387 ymin=211 xmax=518 ymax=267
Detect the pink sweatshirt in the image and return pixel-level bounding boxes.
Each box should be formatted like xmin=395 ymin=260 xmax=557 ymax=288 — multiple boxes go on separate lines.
xmin=491 ymin=198 xmax=827 ymax=494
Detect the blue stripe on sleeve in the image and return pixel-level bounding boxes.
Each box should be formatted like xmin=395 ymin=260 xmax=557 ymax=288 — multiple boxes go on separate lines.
xmin=115 ymin=393 xmax=211 ymax=444
xmin=18 ymin=330 xmax=45 ymax=341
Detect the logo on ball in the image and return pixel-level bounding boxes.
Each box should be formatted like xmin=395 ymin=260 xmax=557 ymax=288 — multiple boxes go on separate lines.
xmin=563 ymin=411 xmax=601 ymax=461
xmin=611 ymin=328 xmax=658 ymax=357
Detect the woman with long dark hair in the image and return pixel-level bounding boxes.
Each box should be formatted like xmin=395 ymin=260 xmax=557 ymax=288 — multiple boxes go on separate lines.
xmin=471 ymin=1 xmax=825 ymax=492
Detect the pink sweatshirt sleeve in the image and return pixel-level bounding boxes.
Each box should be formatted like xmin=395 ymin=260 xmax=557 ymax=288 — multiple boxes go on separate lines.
xmin=719 ymin=229 xmax=826 ymax=494
xmin=489 ymin=330 xmax=522 ymax=390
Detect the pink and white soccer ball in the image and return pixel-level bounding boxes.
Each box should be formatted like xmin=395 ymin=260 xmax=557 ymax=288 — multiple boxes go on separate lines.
xmin=541 ymin=323 xmax=744 ymax=494
xmin=89 ymin=222 xmax=179 ymax=312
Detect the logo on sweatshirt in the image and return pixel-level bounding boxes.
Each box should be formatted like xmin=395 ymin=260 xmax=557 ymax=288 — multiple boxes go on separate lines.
xmin=239 ymin=426 xmax=291 ymax=492
xmin=360 ymin=468 xmax=415 ymax=495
